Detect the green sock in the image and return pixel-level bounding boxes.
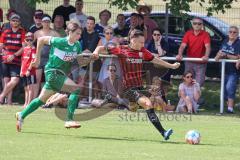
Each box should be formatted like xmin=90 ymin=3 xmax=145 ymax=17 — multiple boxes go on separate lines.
xmin=21 ymin=98 xmax=44 ymax=119
xmin=67 ymin=92 xmax=79 ymax=121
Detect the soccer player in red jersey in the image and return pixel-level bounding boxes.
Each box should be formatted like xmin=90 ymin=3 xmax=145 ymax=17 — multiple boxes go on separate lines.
xmin=93 ymin=30 xmax=180 ymax=140
xmin=20 ymin=32 xmax=37 ymax=108
xmin=0 ymin=14 xmax=25 ymax=104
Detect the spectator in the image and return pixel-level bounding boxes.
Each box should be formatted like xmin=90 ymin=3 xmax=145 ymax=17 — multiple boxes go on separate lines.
xmin=78 ymin=16 xmax=101 ymax=99
xmin=95 ymin=9 xmax=111 ymax=37
xmin=136 ymin=14 xmax=147 ymax=40
xmin=20 ymin=32 xmax=36 ymax=108
xmin=97 ymin=26 xmax=121 ymax=84
xmin=113 ymin=14 xmax=129 ymax=38
xmin=42 ymin=93 xmax=68 ymax=108
xmin=136 ymin=2 xmax=158 ymax=44
xmin=176 ymin=71 xmax=201 ymax=113
xmin=176 ymin=17 xmax=211 ymax=87
xmin=53 ymin=15 xmax=67 ymax=37
xmin=0 ymin=14 xmax=25 ymax=104
xmin=215 ymin=26 xmax=240 ymax=114
xmin=1 ymin=9 xmax=17 ymax=31
xmin=34 ymin=14 xmax=59 ymax=98
xmin=101 ymin=64 xmax=128 ymax=107
xmin=0 ymin=8 xmax=2 ymax=22
xmin=52 ymin=0 xmax=76 ymax=28
xmin=28 ymin=9 xmax=43 ymax=33
xmin=149 ymin=76 xmax=175 ymax=112
xmin=129 ymin=13 xmax=139 ymax=32
xmin=69 ymin=0 xmax=87 ymax=28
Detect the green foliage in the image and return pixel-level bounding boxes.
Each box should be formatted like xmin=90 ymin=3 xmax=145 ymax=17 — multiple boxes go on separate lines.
xmin=108 ymin=0 xmax=237 ymax=16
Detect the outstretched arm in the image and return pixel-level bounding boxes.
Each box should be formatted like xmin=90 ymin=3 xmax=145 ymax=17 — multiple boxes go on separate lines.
xmin=32 ymin=36 xmax=52 ymax=67
xmin=151 ymin=56 xmax=180 ymax=69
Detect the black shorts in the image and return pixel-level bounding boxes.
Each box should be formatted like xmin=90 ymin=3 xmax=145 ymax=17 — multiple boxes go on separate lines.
xmin=21 ymin=75 xmax=37 ymax=87
xmin=123 ymin=87 xmax=151 ymax=102
xmin=1 ymin=63 xmax=20 ymax=77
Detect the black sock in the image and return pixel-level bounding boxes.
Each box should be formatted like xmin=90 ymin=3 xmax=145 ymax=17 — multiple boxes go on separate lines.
xmin=146 ymin=108 xmax=166 ymax=135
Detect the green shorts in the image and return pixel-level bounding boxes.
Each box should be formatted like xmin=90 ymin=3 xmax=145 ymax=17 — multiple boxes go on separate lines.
xmin=43 ymin=69 xmax=67 ymax=91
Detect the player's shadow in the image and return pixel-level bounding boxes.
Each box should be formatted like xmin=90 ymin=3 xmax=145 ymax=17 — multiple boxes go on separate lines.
xmin=22 ymin=131 xmax=215 ymax=146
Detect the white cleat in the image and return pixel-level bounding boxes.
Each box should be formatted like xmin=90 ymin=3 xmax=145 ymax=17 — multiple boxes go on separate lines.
xmin=64 ymin=121 xmax=81 ymax=129
xmin=15 ymin=112 xmax=23 ymax=132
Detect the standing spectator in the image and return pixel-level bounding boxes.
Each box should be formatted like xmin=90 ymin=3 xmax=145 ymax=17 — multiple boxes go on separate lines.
xmin=176 ymin=17 xmax=211 ymax=87
xmin=28 ymin=10 xmax=43 ymax=33
xmin=136 ymin=3 xmax=158 ymax=44
xmin=0 ymin=8 xmax=3 ymax=31
xmin=113 ymin=14 xmax=129 ymax=38
xmin=79 ymin=16 xmax=100 ymax=99
xmin=53 ymin=15 xmax=67 ymax=37
xmin=34 ymin=14 xmax=59 ymax=98
xmin=129 ymin=13 xmax=139 ymax=33
xmin=102 ymin=64 xmax=128 ymax=107
xmin=52 ymin=0 xmax=76 ymax=28
xmin=69 ymin=0 xmax=87 ymax=28
xmin=1 ymin=9 xmax=17 ymax=31
xmin=0 ymin=14 xmax=25 ymax=104
xmin=215 ymin=26 xmax=240 ymax=114
xmin=97 ymin=26 xmax=121 ymax=84
xmin=95 ymin=9 xmax=111 ymax=37
xmin=20 ymin=32 xmax=36 ymax=108
xmin=176 ymin=71 xmax=201 ymax=113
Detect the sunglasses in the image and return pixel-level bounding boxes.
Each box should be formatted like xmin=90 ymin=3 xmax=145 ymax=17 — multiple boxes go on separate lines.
xmin=109 ymin=69 xmax=116 ymax=72
xmin=105 ymin=32 xmax=113 ymax=35
xmin=192 ymin=22 xmax=202 ymax=26
xmin=153 ymin=33 xmax=161 ymax=36
xmin=185 ymin=75 xmax=193 ymax=79
xmin=229 ymin=30 xmax=238 ymax=34
xmin=26 ymin=39 xmax=33 ymax=42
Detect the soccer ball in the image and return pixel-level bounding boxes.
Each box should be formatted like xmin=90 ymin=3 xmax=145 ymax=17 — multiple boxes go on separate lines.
xmin=185 ymin=130 xmax=201 ymax=145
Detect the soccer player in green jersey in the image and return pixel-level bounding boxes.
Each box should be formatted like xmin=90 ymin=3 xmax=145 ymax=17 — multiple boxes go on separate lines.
xmin=16 ymin=20 xmax=86 ymax=132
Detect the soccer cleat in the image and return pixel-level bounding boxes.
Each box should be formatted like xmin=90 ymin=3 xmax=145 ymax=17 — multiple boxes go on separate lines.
xmin=64 ymin=121 xmax=81 ymax=129
xmin=15 ymin=112 xmax=23 ymax=132
xmin=163 ymin=128 xmax=173 ymax=140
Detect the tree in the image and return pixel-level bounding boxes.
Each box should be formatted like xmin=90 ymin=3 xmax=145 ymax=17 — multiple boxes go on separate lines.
xmin=9 ymin=0 xmax=236 ymax=28
xmin=108 ymin=0 xmax=237 ymax=16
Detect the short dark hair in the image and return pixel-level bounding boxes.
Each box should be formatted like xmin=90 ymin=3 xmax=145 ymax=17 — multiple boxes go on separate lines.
xmin=116 ymin=14 xmax=125 ymax=19
xmin=152 ymin=28 xmax=162 ymax=34
xmin=99 ymin=9 xmax=111 ymax=18
xmin=130 ymin=13 xmax=138 ymax=18
xmin=87 ymin=16 xmax=95 ymax=23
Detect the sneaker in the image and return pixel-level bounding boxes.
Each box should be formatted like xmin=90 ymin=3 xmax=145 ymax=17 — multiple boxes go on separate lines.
xmin=15 ymin=112 xmax=23 ymax=132
xmin=64 ymin=121 xmax=81 ymax=129
xmin=163 ymin=128 xmax=173 ymax=140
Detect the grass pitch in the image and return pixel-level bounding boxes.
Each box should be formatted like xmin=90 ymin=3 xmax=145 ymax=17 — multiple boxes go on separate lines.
xmin=0 ymin=106 xmax=240 ymax=160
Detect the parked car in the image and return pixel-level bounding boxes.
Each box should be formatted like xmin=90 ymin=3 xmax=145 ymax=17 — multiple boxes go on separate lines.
xmin=124 ymin=12 xmax=230 ymax=77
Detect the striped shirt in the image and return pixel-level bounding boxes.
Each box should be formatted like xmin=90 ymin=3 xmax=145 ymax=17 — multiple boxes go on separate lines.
xmin=0 ymin=28 xmax=25 ymax=65
xmin=109 ymin=46 xmax=154 ymax=89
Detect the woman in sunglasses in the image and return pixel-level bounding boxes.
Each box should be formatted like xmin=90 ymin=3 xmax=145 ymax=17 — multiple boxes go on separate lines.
xmin=215 ymin=26 xmax=240 ymax=114
xmin=176 ymin=71 xmax=201 ymax=113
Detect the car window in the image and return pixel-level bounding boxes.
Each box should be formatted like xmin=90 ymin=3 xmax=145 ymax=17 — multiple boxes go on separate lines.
xmin=204 ymin=24 xmax=221 ymax=40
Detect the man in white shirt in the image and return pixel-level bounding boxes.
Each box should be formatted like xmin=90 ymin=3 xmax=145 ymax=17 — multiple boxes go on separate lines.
xmin=69 ymin=0 xmax=87 ymax=28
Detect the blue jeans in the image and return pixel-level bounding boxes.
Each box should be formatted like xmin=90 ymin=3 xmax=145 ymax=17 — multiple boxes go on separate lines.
xmin=224 ymin=73 xmax=239 ymax=100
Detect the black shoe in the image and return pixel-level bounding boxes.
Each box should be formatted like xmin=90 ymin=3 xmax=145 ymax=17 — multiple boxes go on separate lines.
xmin=226 ymin=110 xmax=234 ymax=114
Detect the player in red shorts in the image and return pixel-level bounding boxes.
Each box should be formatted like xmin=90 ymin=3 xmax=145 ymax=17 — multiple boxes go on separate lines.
xmin=20 ymin=32 xmax=37 ymax=108
xmin=93 ymin=30 xmax=180 ymax=140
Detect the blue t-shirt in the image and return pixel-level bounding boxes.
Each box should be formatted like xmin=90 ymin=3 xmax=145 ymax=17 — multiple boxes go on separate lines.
xmin=221 ymin=38 xmax=240 ymax=74
xmin=94 ymin=23 xmax=104 ymax=37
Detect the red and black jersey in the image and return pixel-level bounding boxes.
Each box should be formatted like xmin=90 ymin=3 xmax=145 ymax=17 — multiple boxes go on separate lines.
xmin=109 ymin=45 xmax=154 ymax=89
xmin=0 ymin=28 xmax=25 ymax=65
xmin=20 ymin=46 xmax=36 ymax=76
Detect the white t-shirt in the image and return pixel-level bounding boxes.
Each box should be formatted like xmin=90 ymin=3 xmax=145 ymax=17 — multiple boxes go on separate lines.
xmin=69 ymin=12 xmax=87 ymax=28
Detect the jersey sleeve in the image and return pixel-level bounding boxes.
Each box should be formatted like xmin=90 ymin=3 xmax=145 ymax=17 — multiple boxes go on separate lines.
xmin=203 ymin=32 xmax=211 ymax=45
xmin=182 ymin=31 xmax=190 ymax=44
xmin=0 ymin=30 xmax=6 ymax=43
xmin=108 ymin=46 xmax=122 ymax=56
xmin=142 ymin=48 xmax=154 ymax=61
xmin=49 ymin=37 xmax=61 ymax=47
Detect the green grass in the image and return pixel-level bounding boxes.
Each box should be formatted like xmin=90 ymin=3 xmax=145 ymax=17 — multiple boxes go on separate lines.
xmin=0 ymin=106 xmax=240 ymax=160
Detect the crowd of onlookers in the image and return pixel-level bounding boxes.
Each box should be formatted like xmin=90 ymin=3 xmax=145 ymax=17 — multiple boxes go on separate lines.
xmin=0 ymin=0 xmax=240 ymax=114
